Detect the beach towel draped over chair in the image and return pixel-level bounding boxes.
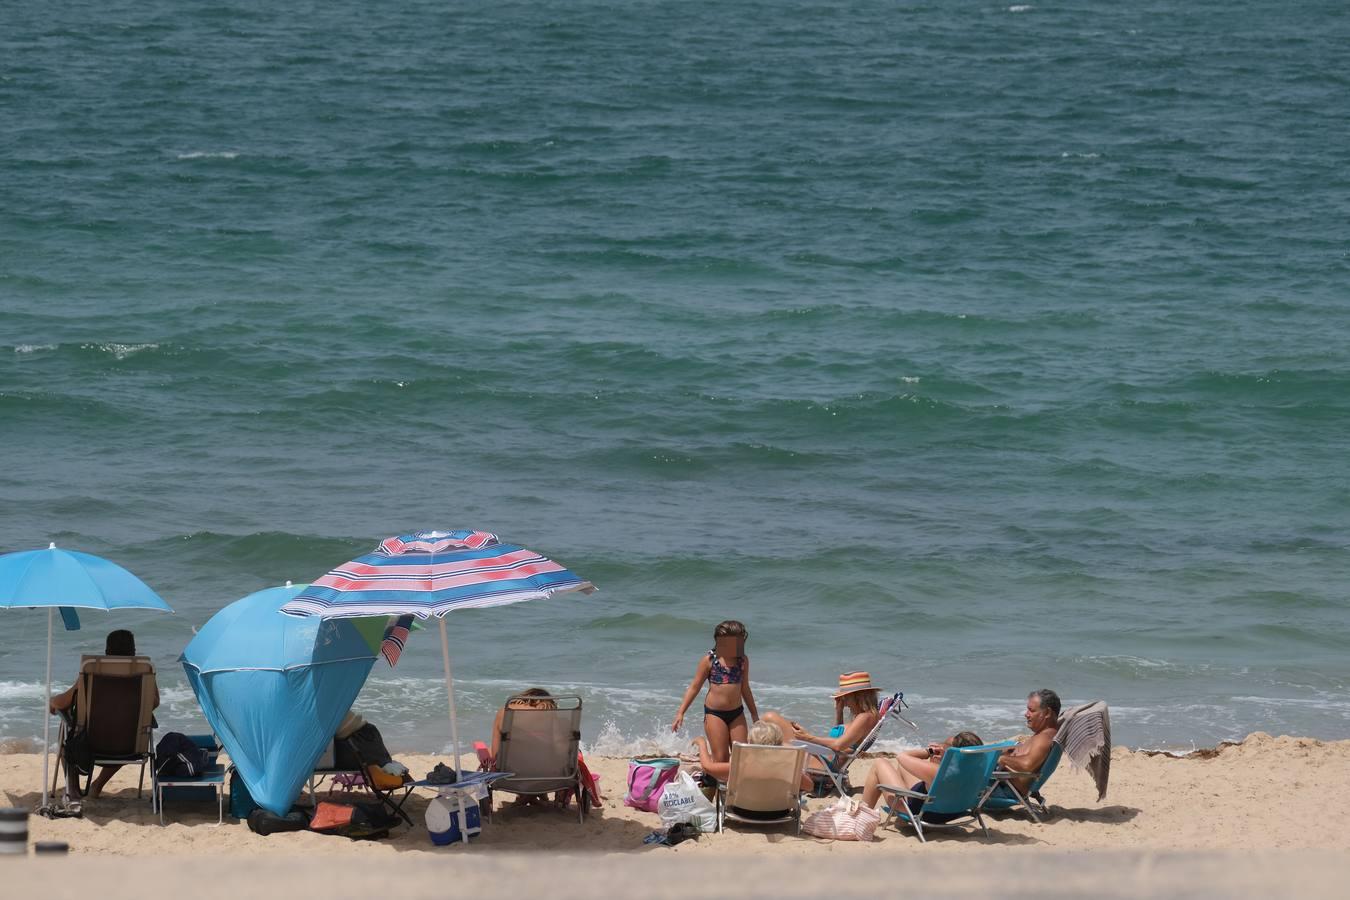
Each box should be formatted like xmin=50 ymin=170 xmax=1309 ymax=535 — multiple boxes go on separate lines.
xmin=52 ymin=655 xmax=158 ymax=801
xmin=489 ymin=695 xmax=590 ymax=822
xmin=716 ymin=742 xmax=808 ymax=834
xmin=879 ymin=741 xmax=1015 ymax=843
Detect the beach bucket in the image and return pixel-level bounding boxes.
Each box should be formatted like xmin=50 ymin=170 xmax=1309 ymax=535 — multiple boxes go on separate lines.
xmin=0 ymin=808 xmax=26 ymax=857
xmin=425 ymin=796 xmax=480 ymax=846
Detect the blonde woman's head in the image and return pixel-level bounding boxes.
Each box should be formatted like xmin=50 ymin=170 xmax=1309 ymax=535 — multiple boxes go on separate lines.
xmin=748 ymin=720 xmax=783 ymax=746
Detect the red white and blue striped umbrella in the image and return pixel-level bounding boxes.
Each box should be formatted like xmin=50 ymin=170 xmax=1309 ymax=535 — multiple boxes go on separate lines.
xmin=281 ymin=530 xmax=595 ymax=796
xmin=281 ymin=530 xmax=593 ymax=620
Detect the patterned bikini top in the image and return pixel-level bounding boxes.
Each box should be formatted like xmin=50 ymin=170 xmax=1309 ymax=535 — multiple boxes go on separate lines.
xmin=708 ymin=650 xmax=745 ymax=685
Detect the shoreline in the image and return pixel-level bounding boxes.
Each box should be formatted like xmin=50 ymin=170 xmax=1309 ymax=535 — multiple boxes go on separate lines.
xmin=2 ymin=732 xmax=1348 ymax=857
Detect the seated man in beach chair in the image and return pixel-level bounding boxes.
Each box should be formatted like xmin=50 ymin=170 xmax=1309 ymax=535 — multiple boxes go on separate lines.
xmin=992 ymin=688 xmax=1061 ymax=804
xmin=49 ymin=630 xmax=159 ymax=812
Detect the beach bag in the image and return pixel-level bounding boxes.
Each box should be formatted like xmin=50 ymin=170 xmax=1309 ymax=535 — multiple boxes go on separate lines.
xmin=801 ymin=796 xmax=881 ymax=841
xmin=63 ymin=725 xmax=94 ymax=777
xmin=657 ymin=771 xmax=717 ymax=833
xmin=309 ymin=801 xmax=398 ymax=841
xmin=624 ymin=757 xmax=680 ymax=812
xmin=246 ymin=806 xmax=310 ymax=836
xmin=335 ymin=722 xmax=393 ymax=770
xmin=229 ymin=770 xmax=258 ymax=819
xmin=154 ymin=732 xmax=211 ymax=777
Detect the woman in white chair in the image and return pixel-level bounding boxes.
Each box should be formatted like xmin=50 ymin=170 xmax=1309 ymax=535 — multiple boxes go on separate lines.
xmin=693 ymin=720 xmax=814 ymax=792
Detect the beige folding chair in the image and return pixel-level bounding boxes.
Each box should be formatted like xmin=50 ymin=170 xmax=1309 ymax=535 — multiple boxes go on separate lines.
xmin=53 ymin=655 xmax=157 ymax=800
xmin=490 ymin=695 xmax=590 ymax=822
xmin=716 ymin=742 xmax=807 ymax=834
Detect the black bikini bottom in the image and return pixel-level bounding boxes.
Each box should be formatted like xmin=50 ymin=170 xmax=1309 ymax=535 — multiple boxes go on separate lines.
xmin=703 ymin=705 xmax=745 ymax=726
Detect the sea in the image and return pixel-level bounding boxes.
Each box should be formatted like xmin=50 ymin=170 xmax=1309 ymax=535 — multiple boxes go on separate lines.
xmin=2 ymin=0 xmax=1348 ymax=757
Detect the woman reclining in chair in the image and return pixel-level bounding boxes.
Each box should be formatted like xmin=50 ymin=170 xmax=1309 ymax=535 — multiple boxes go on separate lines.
xmin=480 ymin=688 xmax=559 ymax=807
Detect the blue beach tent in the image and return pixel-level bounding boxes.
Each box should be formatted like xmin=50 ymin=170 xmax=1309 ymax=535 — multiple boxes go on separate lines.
xmin=180 ymin=584 xmax=383 ymax=815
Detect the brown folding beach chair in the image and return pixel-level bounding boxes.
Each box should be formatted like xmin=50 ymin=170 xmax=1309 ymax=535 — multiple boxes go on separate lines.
xmin=52 ymin=655 xmax=157 ymax=800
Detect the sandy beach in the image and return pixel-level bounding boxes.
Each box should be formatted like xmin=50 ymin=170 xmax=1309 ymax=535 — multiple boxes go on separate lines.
xmin=3 ymin=732 xmax=1348 ymax=859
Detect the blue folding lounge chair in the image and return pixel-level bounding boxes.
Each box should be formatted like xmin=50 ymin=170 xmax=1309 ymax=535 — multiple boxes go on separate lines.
xmin=794 ymin=692 xmax=916 ymax=797
xmin=982 ymin=741 xmax=1062 ymax=823
xmin=878 ymin=741 xmax=1016 ymax=843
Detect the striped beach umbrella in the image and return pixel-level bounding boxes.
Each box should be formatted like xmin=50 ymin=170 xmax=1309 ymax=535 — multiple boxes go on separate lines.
xmin=281 ymin=530 xmax=594 ymax=776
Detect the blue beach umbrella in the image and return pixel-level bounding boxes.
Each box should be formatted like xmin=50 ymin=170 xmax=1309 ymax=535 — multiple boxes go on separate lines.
xmin=0 ymin=543 xmax=173 ymax=813
xmin=180 ymin=583 xmax=385 ymax=815
xmin=282 ymin=530 xmax=595 ymax=775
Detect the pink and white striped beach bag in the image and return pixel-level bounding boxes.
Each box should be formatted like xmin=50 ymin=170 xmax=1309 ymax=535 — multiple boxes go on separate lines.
xmin=802 ymin=797 xmax=882 ymax=841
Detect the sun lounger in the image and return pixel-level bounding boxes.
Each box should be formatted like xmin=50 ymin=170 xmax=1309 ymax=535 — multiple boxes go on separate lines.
xmin=794 ymin=691 xmax=913 ymax=797
xmin=716 ymin=742 xmax=807 ymax=834
xmin=489 ymin=694 xmax=590 ymax=822
xmin=983 ymin=740 xmax=1063 ymax=822
xmin=52 ymin=655 xmax=157 ymax=802
xmin=878 ymin=740 xmax=1016 ymax=843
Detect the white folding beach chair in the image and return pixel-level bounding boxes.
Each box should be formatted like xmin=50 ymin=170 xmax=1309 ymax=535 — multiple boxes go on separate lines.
xmin=794 ymin=691 xmax=915 ymax=797
xmin=716 ymin=742 xmax=807 ymax=834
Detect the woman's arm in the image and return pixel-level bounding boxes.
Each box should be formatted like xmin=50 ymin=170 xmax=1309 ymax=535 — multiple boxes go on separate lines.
xmin=740 ymin=657 xmax=759 ymax=722
xmin=671 ymin=656 xmax=712 ymax=732
xmin=488 ymin=708 xmax=506 ymax=764
xmin=794 ymin=710 xmax=878 ymax=752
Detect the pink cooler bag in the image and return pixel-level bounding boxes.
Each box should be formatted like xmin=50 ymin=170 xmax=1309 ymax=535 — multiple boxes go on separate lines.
xmin=623 ymin=757 xmax=680 ymax=812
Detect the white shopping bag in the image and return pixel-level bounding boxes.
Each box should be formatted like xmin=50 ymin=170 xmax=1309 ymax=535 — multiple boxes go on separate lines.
xmin=657 ymin=771 xmax=717 ymax=833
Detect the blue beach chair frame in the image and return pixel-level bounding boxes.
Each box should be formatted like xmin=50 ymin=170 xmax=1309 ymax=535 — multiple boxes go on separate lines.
xmin=982 ymin=741 xmax=1063 ymax=823
xmin=878 ymin=740 xmax=1016 ymax=843
xmin=794 ymin=692 xmax=917 ymax=797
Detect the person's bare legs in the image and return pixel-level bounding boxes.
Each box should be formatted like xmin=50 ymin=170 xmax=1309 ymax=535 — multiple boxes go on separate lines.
xmin=727 ymin=714 xmax=748 ymax=748
xmin=862 ymin=758 xmax=906 ymax=808
xmin=862 ymin=753 xmax=942 ymax=808
xmin=704 ymin=712 xmax=733 ymax=763
xmin=88 ymin=764 xmax=122 ymax=799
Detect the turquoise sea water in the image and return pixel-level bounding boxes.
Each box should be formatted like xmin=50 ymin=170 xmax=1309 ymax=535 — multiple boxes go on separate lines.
xmin=3 ymin=0 xmax=1348 ymax=754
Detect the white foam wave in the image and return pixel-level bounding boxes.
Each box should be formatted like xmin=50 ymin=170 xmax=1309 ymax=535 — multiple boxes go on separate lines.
xmin=899 ymin=376 xmax=921 ymax=384
xmin=176 ymin=151 xmax=239 ymax=160
xmin=84 ymin=342 xmax=159 ymax=360
xmin=1008 ymin=5 xmax=1034 ymax=12
xmin=1060 ymin=151 xmax=1101 ymax=159
xmin=13 ymin=344 xmax=56 ymax=354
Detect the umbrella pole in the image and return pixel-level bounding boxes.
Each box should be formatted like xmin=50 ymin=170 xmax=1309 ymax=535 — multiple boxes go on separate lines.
xmin=438 ymin=618 xmax=463 ymax=775
xmin=438 ymin=618 xmax=470 ymax=846
xmin=40 ymin=606 xmax=53 ymax=812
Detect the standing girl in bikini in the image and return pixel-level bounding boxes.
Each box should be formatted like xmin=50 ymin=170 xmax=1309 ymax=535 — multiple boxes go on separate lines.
xmin=671 ymin=620 xmax=759 ymax=763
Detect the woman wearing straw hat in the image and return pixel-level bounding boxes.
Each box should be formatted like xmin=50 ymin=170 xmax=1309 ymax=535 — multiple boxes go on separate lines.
xmin=761 ymin=672 xmax=882 ymax=771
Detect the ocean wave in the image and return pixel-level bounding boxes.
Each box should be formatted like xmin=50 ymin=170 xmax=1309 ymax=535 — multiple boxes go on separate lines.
xmin=175 ymin=151 xmax=239 ymax=160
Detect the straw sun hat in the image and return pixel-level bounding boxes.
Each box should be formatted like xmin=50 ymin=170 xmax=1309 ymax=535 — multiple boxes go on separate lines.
xmin=831 ymin=671 xmax=877 ymax=699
